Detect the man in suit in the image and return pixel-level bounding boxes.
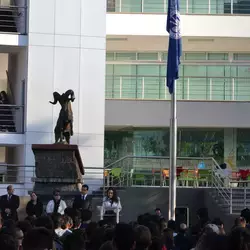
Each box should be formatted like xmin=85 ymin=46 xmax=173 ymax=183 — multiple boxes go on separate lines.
xmin=73 ymin=184 xmax=92 ymax=213
xmin=0 ymin=185 xmax=20 ymax=221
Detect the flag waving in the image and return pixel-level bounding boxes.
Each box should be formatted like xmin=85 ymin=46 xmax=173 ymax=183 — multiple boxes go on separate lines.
xmin=166 ymin=0 xmax=182 ymax=94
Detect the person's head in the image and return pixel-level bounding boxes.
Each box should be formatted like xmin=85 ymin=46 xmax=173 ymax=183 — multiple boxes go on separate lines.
xmin=155 ymin=208 xmax=161 ymax=217
xmin=63 ymin=229 xmax=86 ymax=250
xmin=241 ymin=208 xmax=250 ymax=224
xmin=22 ymin=227 xmax=53 ymax=250
xmin=229 ymin=227 xmax=250 ymax=250
xmin=0 ymin=232 xmax=17 ymax=250
xmin=15 ymin=227 xmax=24 ymax=248
xmin=212 ymin=218 xmax=225 ymax=235
xmin=107 ymin=187 xmax=118 ymax=202
xmin=30 ymin=192 xmax=38 ymax=202
xmin=35 ymin=216 xmax=54 ymax=232
xmin=81 ymin=209 xmax=92 ymax=222
xmin=81 ymin=185 xmax=89 ymax=195
xmin=134 ymin=225 xmax=152 ymax=250
xmin=51 ymin=213 xmax=63 ymax=229
xmin=234 ymin=217 xmax=246 ymax=228
xmin=7 ymin=185 xmax=14 ymax=195
xmin=113 ymin=224 xmax=135 ymax=250
xmin=16 ymin=221 xmax=32 ymax=235
xmin=53 ymin=189 xmax=61 ymax=202
xmin=73 ymin=216 xmax=82 ymax=229
xmin=178 ymin=223 xmax=187 ymax=233
xmin=63 ymin=215 xmax=73 ymax=230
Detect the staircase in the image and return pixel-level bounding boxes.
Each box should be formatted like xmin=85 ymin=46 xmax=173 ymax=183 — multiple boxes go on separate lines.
xmin=0 ymin=7 xmax=17 ymax=33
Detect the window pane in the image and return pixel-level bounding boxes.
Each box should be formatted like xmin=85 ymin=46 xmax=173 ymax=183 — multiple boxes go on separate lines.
xmin=137 ymin=65 xmax=159 ymax=76
xmin=138 ymin=53 xmax=158 ymax=60
xmin=116 ymin=53 xmax=136 ymax=61
xmin=106 ymin=52 xmax=115 ymax=61
xmin=143 ymin=0 xmax=165 ymax=13
xmin=121 ymin=76 xmax=137 ymax=98
xmin=121 ymin=0 xmax=142 ymax=12
xmin=189 ymin=0 xmax=209 ymax=14
xmin=114 ymin=65 xmax=136 ymax=75
xmin=234 ymin=53 xmax=250 ymax=61
xmin=208 ymin=53 xmax=228 ymax=60
xmin=207 ymin=66 xmax=225 ymax=77
xmin=210 ymin=0 xmax=225 ymax=14
xmin=161 ymin=52 xmax=168 ymax=61
xmin=188 ymin=78 xmax=208 ymax=100
xmin=184 ymin=65 xmax=206 ymax=77
xmin=185 ymin=53 xmax=207 ymax=60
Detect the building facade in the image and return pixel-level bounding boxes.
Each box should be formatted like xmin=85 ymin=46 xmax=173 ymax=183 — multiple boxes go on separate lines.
xmin=105 ymin=1 xmax=250 ymax=170
xmin=0 ymin=0 xmax=106 ymax=195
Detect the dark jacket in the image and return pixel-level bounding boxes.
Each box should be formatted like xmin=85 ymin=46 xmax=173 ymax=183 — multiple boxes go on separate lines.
xmin=174 ymin=232 xmax=192 ymax=250
xmin=26 ymin=199 xmax=44 ymax=217
xmin=73 ymin=194 xmax=92 ymax=211
xmin=0 ymin=194 xmax=20 ymax=221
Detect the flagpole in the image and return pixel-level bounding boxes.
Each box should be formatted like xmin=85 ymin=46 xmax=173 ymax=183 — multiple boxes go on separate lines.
xmin=169 ymin=80 xmax=177 ymax=220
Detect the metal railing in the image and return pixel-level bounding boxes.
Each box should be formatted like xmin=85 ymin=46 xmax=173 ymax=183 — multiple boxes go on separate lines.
xmin=0 ymin=0 xmax=27 ymax=34
xmin=107 ymin=0 xmax=250 ymax=15
xmin=106 ymin=76 xmax=250 ymax=101
xmin=103 ymin=156 xmax=233 ymax=213
xmin=0 ymin=104 xmax=24 ymax=133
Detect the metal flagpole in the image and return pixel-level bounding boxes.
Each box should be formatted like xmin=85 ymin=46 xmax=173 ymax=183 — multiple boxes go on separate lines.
xmin=169 ymin=80 xmax=177 ymax=220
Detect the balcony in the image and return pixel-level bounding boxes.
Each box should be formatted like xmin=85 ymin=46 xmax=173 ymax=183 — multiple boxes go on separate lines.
xmin=106 ymin=75 xmax=250 ymax=101
xmin=107 ymin=0 xmax=250 ymax=15
xmin=0 ymin=0 xmax=27 ymax=34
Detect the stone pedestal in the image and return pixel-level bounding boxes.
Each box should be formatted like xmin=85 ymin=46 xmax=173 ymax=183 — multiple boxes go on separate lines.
xmin=32 ymin=144 xmax=84 ymax=205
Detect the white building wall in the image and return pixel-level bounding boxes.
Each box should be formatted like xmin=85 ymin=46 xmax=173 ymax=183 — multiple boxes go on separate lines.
xmin=106 ymin=14 xmax=250 ymax=38
xmin=25 ymin=0 xmax=106 ymax=192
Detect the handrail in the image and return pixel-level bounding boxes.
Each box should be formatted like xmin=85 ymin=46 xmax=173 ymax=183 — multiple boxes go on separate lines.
xmin=106 ymin=0 xmax=250 ymax=15
xmin=106 ymin=75 xmax=250 ymax=80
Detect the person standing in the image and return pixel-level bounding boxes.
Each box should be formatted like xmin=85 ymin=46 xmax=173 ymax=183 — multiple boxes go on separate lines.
xmin=0 ymin=185 xmax=20 ymax=221
xmin=26 ymin=192 xmax=44 ymax=218
xmin=73 ymin=184 xmax=92 ymax=212
xmin=46 ymin=190 xmax=67 ymax=215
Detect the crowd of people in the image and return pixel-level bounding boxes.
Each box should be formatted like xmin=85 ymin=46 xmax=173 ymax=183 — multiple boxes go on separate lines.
xmin=0 ymin=185 xmax=250 ymax=250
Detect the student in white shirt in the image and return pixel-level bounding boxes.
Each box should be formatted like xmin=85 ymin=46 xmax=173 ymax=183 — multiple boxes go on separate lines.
xmin=46 ymin=190 xmax=67 ymax=215
xmin=102 ymin=187 xmax=122 ymax=224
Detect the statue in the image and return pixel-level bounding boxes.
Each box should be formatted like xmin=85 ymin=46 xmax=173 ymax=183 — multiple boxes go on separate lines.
xmin=49 ymin=90 xmax=75 ymax=144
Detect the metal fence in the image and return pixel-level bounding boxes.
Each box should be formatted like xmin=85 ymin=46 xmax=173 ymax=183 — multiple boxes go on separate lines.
xmin=106 ymin=76 xmax=250 ymax=101
xmin=0 ymin=0 xmax=27 ymax=34
xmin=0 ymin=104 xmax=24 ymax=133
xmin=107 ymin=0 xmax=250 ymax=15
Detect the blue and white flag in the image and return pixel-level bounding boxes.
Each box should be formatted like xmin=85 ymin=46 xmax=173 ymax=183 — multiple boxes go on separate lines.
xmin=166 ymin=0 xmax=182 ymax=94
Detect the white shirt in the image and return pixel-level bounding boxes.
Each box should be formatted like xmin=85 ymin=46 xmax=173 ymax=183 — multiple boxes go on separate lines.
xmin=46 ymin=200 xmax=67 ymax=215
xmin=102 ymin=197 xmax=122 ymax=213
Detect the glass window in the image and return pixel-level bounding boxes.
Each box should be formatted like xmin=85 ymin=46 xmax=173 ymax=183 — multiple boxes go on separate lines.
xmin=143 ymin=0 xmax=165 ymax=13
xmin=138 ymin=53 xmax=158 ymax=61
xmin=208 ymin=53 xmax=228 ymax=60
xmin=237 ymin=129 xmax=250 ymax=167
xmin=185 ymin=53 xmax=207 ymax=60
xmin=114 ymin=65 xmax=136 ymax=75
xmin=234 ymin=53 xmax=250 ymax=61
xmin=188 ymin=0 xmax=209 ymax=14
xmin=184 ymin=65 xmax=206 ymax=77
xmin=161 ymin=52 xmax=168 ymax=61
xmin=121 ymin=0 xmax=142 ymax=12
xmin=106 ymin=52 xmax=115 ymax=61
xmin=116 ymin=52 xmax=136 ymax=61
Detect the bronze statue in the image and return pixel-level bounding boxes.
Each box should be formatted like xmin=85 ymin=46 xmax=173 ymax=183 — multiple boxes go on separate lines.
xmin=49 ymin=90 xmax=75 ymax=144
